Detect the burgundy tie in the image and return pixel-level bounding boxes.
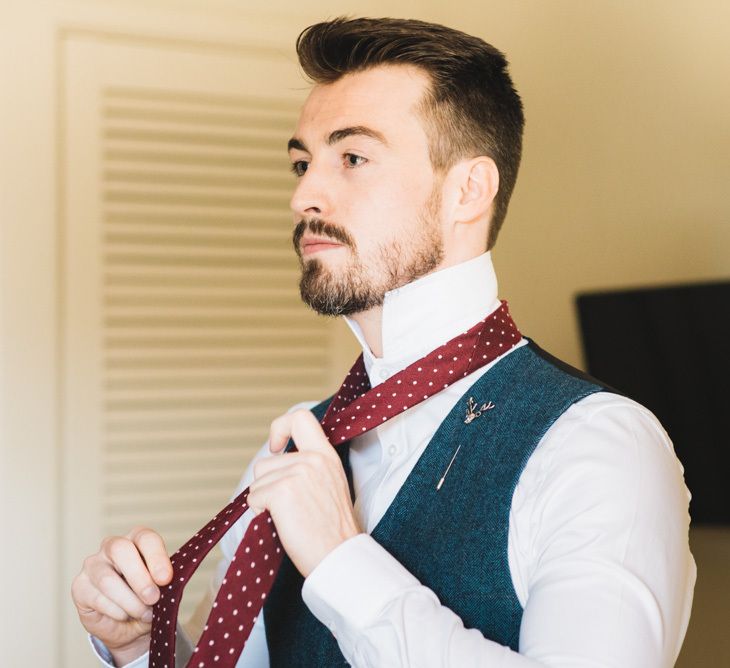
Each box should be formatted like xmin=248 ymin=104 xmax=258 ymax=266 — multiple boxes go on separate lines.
xmin=149 ymin=301 xmax=520 ymax=667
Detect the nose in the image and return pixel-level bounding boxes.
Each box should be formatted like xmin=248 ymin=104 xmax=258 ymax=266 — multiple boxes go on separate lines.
xmin=289 ymin=162 xmax=330 ymax=220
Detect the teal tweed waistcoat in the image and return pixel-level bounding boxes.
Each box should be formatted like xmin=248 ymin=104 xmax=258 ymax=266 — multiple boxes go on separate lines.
xmin=263 ymin=341 xmax=609 ymax=665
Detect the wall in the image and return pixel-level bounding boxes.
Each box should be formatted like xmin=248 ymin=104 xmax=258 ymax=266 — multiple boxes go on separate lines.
xmin=416 ymin=0 xmax=730 ymax=366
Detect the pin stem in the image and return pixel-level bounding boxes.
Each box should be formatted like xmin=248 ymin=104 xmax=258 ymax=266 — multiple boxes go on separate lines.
xmin=436 ymin=443 xmax=463 ymax=491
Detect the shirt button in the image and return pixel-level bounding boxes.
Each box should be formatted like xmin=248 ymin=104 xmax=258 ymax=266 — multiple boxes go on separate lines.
xmin=388 ymin=444 xmax=398 ymax=457
xmin=379 ymin=367 xmax=391 ymax=380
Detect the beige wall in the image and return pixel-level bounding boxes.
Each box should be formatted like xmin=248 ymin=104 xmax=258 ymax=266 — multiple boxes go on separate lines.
xmin=1 ymin=1 xmax=727 ymax=665
xmin=418 ymin=0 xmax=730 ymax=367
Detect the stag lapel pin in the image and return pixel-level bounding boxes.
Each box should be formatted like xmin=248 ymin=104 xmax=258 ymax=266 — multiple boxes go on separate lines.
xmin=437 ymin=397 xmax=497 ymax=491
xmin=464 ymin=397 xmax=495 ymax=424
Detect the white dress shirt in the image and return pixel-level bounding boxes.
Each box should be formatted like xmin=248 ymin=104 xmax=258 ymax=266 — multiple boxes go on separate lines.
xmin=95 ymin=252 xmax=696 ymax=667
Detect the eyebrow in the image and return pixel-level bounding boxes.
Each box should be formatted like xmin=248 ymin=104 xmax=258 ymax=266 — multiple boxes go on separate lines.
xmin=287 ymin=125 xmax=389 ymax=153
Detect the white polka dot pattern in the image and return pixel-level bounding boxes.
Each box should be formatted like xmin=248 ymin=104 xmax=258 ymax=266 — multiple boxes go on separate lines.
xmin=319 ymin=301 xmax=520 ymax=438
xmin=149 ymin=301 xmax=520 ymax=667
xmin=149 ymin=489 xmax=282 ymax=668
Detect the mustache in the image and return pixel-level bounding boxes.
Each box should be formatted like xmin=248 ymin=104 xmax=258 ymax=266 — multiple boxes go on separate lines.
xmin=292 ymin=219 xmax=355 ymax=252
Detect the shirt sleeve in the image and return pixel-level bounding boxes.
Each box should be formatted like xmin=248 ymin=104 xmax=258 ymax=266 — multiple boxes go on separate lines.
xmin=88 ymin=635 xmax=139 ymax=668
xmin=301 ymin=394 xmax=696 ymax=667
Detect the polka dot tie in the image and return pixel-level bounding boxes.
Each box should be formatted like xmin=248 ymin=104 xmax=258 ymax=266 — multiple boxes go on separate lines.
xmin=150 ymin=301 xmax=521 ymax=668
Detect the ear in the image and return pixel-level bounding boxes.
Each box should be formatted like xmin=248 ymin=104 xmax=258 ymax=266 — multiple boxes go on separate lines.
xmin=453 ymin=156 xmax=499 ymax=224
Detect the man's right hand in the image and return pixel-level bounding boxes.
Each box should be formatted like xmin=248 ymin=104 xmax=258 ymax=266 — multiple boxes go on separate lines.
xmin=71 ymin=527 xmax=173 ymax=665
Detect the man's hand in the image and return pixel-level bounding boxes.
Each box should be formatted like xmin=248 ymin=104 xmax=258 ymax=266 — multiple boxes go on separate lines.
xmin=71 ymin=527 xmax=173 ymax=665
xmin=248 ymin=409 xmax=362 ymax=578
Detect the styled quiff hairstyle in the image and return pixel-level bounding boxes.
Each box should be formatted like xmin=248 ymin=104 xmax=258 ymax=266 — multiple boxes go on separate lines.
xmin=296 ymin=17 xmax=525 ymax=249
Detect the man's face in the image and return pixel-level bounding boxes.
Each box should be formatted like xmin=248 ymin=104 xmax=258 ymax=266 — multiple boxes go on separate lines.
xmin=288 ymin=65 xmax=445 ymax=316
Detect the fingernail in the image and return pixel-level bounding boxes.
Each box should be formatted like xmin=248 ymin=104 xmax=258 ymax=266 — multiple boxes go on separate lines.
xmin=142 ymin=585 xmax=158 ymax=600
xmin=141 ymin=609 xmax=153 ymax=623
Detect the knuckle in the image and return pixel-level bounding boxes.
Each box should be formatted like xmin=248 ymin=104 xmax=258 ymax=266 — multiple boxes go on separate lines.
xmin=70 ymin=574 xmax=84 ymax=599
xmin=90 ymin=589 xmax=107 ymax=613
xmin=303 ymin=451 xmax=326 ymax=469
xmin=81 ymin=554 xmax=98 ymax=572
xmin=128 ymin=526 xmax=155 ymax=542
xmin=101 ymin=534 xmax=120 ymax=550
xmin=98 ymin=572 xmax=120 ymax=594
xmin=298 ymin=452 xmax=314 ymax=469
xmin=278 ymin=485 xmax=294 ymax=503
xmin=104 ymin=536 xmax=129 ymax=559
xmin=291 ymin=408 xmax=311 ymax=424
xmin=93 ymin=591 xmax=123 ymax=620
xmin=270 ymin=414 xmax=286 ymax=432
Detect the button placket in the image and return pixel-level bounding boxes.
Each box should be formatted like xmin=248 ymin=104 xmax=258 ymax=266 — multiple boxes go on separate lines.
xmin=376 ymin=417 xmax=401 ymax=464
xmin=364 ymin=419 xmax=408 ymax=531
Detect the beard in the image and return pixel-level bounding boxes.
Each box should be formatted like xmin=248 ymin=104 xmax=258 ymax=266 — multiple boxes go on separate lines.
xmin=292 ymin=187 xmax=444 ymax=317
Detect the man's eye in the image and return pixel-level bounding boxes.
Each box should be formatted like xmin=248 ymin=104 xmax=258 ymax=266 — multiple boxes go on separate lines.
xmin=344 ymin=153 xmax=367 ymax=168
xmin=290 ymin=160 xmax=308 ymax=177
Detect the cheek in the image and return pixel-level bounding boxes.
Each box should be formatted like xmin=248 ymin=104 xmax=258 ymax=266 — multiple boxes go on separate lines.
xmin=335 ymin=181 xmax=387 ymax=231
xmin=379 ymin=189 xmax=435 ymax=231
xmin=364 ymin=176 xmax=429 ymax=218
xmin=336 ymin=170 xmax=434 ymax=241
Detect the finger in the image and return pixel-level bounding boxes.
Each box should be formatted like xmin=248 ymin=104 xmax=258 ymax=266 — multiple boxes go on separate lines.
xmin=101 ymin=535 xmax=158 ymax=606
xmin=73 ymin=572 xmax=127 ymax=622
xmin=248 ymin=469 xmax=299 ymax=515
xmin=76 ymin=606 xmax=106 ymax=628
xmin=250 ymin=452 xmax=337 ymax=501
xmin=269 ymin=409 xmax=331 ymax=454
xmin=268 ymin=412 xmax=295 ymax=453
xmin=93 ymin=564 xmax=154 ymax=622
xmin=250 ymin=464 xmax=300 ymax=495
xmin=128 ymin=527 xmax=173 ymax=586
xmin=84 ymin=587 xmax=130 ymax=623
xmin=254 ymin=450 xmax=304 ymax=479
xmin=78 ymin=605 xmax=150 ymax=643
xmin=289 ymin=410 xmax=332 ymax=453
xmin=101 ymin=535 xmax=162 ymax=606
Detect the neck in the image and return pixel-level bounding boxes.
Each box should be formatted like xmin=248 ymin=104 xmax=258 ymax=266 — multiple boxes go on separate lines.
xmin=346 ymin=252 xmax=498 ymax=361
xmin=349 ymin=305 xmax=385 ymax=358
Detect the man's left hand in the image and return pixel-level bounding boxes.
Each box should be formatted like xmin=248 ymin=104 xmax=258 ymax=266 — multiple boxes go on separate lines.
xmin=247 ymin=409 xmax=362 ymax=578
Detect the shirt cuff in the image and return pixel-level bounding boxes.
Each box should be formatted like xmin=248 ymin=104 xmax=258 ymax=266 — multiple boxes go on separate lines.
xmin=302 ymin=533 xmax=423 ymax=633
xmin=88 ymin=635 xmax=150 ymax=668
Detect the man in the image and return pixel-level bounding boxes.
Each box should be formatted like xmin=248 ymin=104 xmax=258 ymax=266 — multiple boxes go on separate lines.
xmin=73 ymin=17 xmax=696 ymax=667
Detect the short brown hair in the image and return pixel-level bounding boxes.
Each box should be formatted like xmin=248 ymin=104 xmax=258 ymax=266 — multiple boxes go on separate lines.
xmin=296 ymin=17 xmax=525 ymax=249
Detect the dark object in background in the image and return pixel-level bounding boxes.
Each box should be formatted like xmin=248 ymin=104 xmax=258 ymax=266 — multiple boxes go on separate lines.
xmin=576 ymin=281 xmax=730 ymax=525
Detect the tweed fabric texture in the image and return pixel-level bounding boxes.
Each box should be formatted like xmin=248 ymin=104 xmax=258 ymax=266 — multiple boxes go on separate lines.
xmin=264 ymin=341 xmax=608 ymax=665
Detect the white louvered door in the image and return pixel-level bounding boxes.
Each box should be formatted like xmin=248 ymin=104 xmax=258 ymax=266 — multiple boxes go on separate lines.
xmin=60 ymin=33 xmax=333 ymax=664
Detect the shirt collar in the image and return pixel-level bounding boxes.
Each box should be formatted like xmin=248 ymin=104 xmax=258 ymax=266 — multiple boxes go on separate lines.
xmin=344 ymin=252 xmax=501 ymax=386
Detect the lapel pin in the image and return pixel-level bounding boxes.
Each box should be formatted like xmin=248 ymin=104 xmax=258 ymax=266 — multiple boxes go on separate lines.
xmin=464 ymin=397 xmax=495 ymax=424
xmin=436 ymin=444 xmax=463 ymax=491
xmin=437 ymin=398 xmax=497 ymax=491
